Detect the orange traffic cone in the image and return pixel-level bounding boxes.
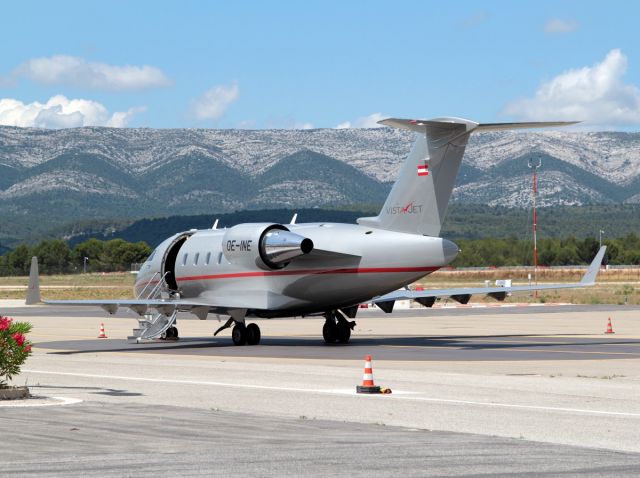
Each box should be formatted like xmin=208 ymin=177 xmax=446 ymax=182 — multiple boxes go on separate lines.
xmin=98 ymin=323 xmax=107 ymax=338
xmin=356 ymin=355 xmax=381 ymax=394
xmin=605 ymin=317 xmax=615 ymax=334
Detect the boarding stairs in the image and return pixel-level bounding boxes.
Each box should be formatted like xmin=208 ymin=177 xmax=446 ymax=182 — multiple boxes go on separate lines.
xmin=127 ymin=271 xmax=179 ymax=343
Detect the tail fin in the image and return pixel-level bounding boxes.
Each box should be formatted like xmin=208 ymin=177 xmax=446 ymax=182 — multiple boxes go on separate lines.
xmin=358 ymin=117 xmax=578 ymax=236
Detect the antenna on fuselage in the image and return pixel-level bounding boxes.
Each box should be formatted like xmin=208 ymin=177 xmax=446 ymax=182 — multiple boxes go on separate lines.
xmin=290 ymin=213 xmax=298 ymax=225
xmin=212 ymin=219 xmax=219 ymax=230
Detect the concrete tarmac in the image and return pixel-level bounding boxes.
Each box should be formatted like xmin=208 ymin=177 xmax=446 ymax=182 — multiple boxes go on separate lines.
xmin=2 ymin=302 xmax=640 ymax=475
xmin=3 ymin=402 xmax=640 ymax=477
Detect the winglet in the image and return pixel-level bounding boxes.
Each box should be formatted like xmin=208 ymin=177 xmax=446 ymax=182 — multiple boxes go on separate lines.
xmin=580 ymin=246 xmax=607 ymax=285
xmin=290 ymin=213 xmax=298 ymax=225
xmin=25 ymin=256 xmax=42 ymax=305
xmin=212 ymin=219 xmax=219 ymax=230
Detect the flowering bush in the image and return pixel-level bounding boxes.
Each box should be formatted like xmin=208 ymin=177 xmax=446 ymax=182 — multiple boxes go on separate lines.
xmin=0 ymin=316 xmax=32 ymax=388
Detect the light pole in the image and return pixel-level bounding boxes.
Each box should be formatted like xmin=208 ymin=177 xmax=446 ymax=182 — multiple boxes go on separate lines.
xmin=528 ymin=157 xmax=542 ymax=296
xmin=83 ymin=256 xmax=89 ymax=274
xmin=599 ymin=229 xmax=605 ymax=249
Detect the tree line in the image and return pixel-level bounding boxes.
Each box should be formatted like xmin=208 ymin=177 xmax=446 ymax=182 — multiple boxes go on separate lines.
xmin=453 ymin=234 xmax=640 ymax=267
xmin=0 ymin=238 xmax=151 ymax=275
xmin=1 ymin=234 xmax=639 ymax=276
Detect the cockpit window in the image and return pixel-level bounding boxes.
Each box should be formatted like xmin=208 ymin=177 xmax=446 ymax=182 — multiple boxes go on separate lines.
xmin=147 ymin=249 xmax=157 ymax=262
xmin=182 ymin=253 xmax=188 ymax=266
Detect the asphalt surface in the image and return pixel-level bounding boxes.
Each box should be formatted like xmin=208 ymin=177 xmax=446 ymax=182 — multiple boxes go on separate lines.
xmin=2 ymin=402 xmax=640 ymax=477
xmin=37 ymin=334 xmax=640 ymax=361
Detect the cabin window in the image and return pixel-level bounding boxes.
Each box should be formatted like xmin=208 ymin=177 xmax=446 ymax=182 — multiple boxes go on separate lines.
xmin=182 ymin=253 xmax=188 ymax=266
xmin=194 ymin=252 xmax=200 ymax=265
xmin=217 ymin=252 xmax=223 ymax=264
xmin=205 ymin=252 xmax=211 ymax=265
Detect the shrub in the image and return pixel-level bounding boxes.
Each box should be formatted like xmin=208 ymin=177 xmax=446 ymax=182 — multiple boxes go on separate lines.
xmin=0 ymin=316 xmax=33 ymax=388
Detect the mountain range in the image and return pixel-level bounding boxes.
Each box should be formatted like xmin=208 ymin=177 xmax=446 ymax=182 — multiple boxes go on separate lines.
xmin=1 ymin=125 xmax=639 ymax=246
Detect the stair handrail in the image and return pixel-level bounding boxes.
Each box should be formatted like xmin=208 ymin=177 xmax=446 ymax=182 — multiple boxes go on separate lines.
xmin=136 ymin=271 xmax=161 ymax=299
xmin=136 ymin=271 xmax=170 ymax=300
xmin=145 ymin=271 xmax=171 ymax=300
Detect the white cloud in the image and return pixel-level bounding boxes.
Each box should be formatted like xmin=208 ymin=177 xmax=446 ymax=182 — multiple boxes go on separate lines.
xmin=0 ymin=95 xmax=145 ymax=128
xmin=191 ymin=82 xmax=239 ymax=121
xmin=7 ymin=55 xmax=172 ymax=91
xmin=335 ymin=112 xmax=386 ymax=129
xmin=544 ymin=18 xmax=578 ymax=34
xmin=502 ymin=49 xmax=640 ymax=128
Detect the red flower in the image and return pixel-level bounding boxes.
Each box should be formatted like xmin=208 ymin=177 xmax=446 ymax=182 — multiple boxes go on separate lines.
xmin=0 ymin=317 xmax=11 ymax=331
xmin=24 ymin=344 xmax=32 ymax=353
xmin=12 ymin=333 xmax=25 ymax=346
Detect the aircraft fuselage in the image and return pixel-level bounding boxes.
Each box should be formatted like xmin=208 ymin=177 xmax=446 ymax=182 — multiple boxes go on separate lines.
xmin=135 ymin=222 xmax=459 ymax=317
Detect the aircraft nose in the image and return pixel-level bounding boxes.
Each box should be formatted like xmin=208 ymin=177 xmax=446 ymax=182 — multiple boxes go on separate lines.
xmin=442 ymin=239 xmax=459 ymax=264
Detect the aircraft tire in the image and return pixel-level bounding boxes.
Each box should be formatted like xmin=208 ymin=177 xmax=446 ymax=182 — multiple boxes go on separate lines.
xmin=322 ymin=321 xmax=338 ymax=344
xmin=232 ymin=323 xmax=247 ymax=346
xmin=337 ymin=323 xmax=351 ymax=343
xmin=246 ymin=323 xmax=261 ymax=345
xmin=166 ymin=326 xmax=179 ymax=339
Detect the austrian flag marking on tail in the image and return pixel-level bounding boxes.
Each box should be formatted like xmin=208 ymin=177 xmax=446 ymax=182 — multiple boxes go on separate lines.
xmin=417 ymin=162 xmax=429 ymax=177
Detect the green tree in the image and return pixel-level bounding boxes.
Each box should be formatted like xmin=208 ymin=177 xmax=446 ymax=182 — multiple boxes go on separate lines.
xmin=6 ymin=245 xmax=31 ymax=275
xmin=33 ymin=240 xmax=71 ymax=274
xmin=72 ymin=239 xmax=106 ymax=272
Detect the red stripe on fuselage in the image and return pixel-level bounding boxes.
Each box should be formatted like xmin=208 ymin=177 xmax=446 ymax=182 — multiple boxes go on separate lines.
xmin=175 ymin=266 xmax=440 ymax=282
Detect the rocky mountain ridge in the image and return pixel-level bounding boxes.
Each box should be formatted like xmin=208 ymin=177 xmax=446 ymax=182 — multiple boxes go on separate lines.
xmin=1 ymin=126 xmax=639 ymax=245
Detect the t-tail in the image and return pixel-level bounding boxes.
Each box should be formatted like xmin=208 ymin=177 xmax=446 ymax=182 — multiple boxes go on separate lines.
xmin=358 ymin=117 xmax=578 ymax=236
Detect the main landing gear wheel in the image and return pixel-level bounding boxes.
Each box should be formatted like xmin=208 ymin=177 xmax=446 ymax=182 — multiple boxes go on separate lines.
xmin=323 ymin=320 xmax=338 ymax=344
xmin=323 ymin=311 xmax=356 ymax=344
xmin=246 ymin=323 xmax=261 ymax=345
xmin=232 ymin=323 xmax=247 ymax=346
xmin=336 ymin=322 xmax=351 ymax=343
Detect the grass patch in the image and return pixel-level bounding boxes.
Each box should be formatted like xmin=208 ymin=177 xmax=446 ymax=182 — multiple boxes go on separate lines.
xmin=0 ymin=268 xmax=638 ymax=304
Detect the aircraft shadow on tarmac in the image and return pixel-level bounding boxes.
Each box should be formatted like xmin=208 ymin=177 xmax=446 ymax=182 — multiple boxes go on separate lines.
xmin=37 ymin=334 xmax=640 ymax=361
xmin=27 ymin=384 xmax=144 ymax=397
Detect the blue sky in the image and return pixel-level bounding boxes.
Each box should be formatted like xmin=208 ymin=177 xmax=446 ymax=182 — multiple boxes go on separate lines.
xmin=1 ymin=0 xmax=639 ymax=130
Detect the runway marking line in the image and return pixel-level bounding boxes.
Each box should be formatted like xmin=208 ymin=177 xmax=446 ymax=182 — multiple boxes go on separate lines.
xmin=22 ymin=369 xmax=640 ymax=419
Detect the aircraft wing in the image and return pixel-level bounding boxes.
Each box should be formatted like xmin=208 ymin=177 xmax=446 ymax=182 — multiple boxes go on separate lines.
xmin=43 ymin=298 xmax=245 ymax=320
xmin=372 ymin=247 xmax=606 ymax=311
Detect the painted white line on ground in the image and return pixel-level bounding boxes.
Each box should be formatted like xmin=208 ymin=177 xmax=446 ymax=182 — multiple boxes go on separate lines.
xmin=23 ymin=369 xmax=640 ymax=418
xmin=0 ymin=396 xmax=82 ymax=407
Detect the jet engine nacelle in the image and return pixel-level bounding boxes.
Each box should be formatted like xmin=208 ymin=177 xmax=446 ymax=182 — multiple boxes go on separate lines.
xmin=222 ymin=223 xmax=314 ymax=270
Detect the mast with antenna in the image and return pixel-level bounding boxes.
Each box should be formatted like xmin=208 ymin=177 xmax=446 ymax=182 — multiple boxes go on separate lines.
xmin=528 ymin=156 xmax=542 ymax=296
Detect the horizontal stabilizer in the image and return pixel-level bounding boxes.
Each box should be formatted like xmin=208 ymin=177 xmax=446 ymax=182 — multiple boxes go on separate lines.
xmin=475 ymin=121 xmax=581 ymax=131
xmin=378 ymin=117 xmax=580 ymax=134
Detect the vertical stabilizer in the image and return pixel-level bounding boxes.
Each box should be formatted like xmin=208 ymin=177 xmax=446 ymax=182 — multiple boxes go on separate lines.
xmin=26 ymin=256 xmax=41 ymax=305
xmin=358 ymin=117 xmax=477 ymax=236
